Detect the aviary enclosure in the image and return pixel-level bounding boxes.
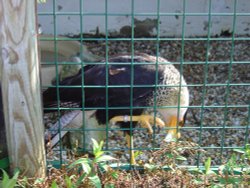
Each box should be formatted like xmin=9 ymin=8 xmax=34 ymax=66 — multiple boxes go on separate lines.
xmin=0 ymin=0 xmax=249 ymax=182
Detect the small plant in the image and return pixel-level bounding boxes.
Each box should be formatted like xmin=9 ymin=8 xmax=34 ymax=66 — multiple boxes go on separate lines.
xmin=215 ymin=144 xmax=250 ymax=187
xmin=191 ymin=145 xmax=250 ymax=187
xmin=233 ymin=144 xmax=250 ymax=174
xmin=4 ymin=141 xmax=249 ymax=187
xmin=203 ymin=157 xmax=216 ymax=186
xmin=67 ymin=139 xmax=116 ymax=188
xmin=0 ymin=169 xmax=20 ymax=188
xmin=144 ymin=141 xmax=197 ymax=171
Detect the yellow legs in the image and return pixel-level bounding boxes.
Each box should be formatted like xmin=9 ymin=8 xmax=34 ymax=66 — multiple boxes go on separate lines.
xmin=125 ymin=134 xmax=136 ymax=165
xmin=110 ymin=115 xmax=165 ymax=165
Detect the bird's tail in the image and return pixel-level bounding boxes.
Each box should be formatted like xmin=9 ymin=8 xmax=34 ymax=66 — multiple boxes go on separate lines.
xmin=43 ymin=86 xmax=81 ymax=113
xmin=42 ymin=86 xmax=59 ymax=109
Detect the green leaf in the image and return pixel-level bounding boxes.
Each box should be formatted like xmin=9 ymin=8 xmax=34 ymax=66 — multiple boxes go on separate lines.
xmin=245 ymin=145 xmax=250 ymax=160
xmin=205 ymin=157 xmax=211 ymax=175
xmin=218 ymin=164 xmax=225 ymax=173
xmin=88 ymin=174 xmax=101 ymax=188
xmin=68 ymin=158 xmax=91 ymax=174
xmin=68 ymin=158 xmax=90 ymax=169
xmin=193 ymin=177 xmax=203 ymax=184
xmin=134 ymin=151 xmax=143 ymax=159
xmin=99 ymin=163 xmax=109 ymax=172
xmin=92 ymin=139 xmax=99 ymax=152
xmin=12 ymin=168 xmax=20 ymax=180
xmin=162 ymin=165 xmax=174 ymax=171
xmin=218 ymin=176 xmax=242 ymax=185
xmin=176 ymin=155 xmax=187 ymax=161
xmin=111 ymin=171 xmax=118 ymax=179
xmin=228 ymin=154 xmax=237 ymax=166
xmin=227 ymin=177 xmax=242 ymax=184
xmin=51 ymin=180 xmax=58 ymax=188
xmin=81 ymin=163 xmax=91 ymax=174
xmin=233 ymin=148 xmax=245 ymax=154
xmin=1 ymin=169 xmax=10 ymax=187
xmin=75 ymin=173 xmax=88 ymax=188
xmin=95 ymin=155 xmax=116 ymax=163
xmin=165 ymin=153 xmax=174 ymax=158
xmin=1 ymin=169 xmax=19 ymax=188
xmin=64 ymin=175 xmax=73 ymax=188
xmin=188 ymin=168 xmax=203 ymax=175
xmin=206 ymin=170 xmax=216 ymax=175
xmin=94 ymin=151 xmax=104 ymax=158
xmin=34 ymin=178 xmax=45 ymax=185
xmin=217 ymin=176 xmax=227 ymax=184
xmin=92 ymin=139 xmax=104 ymax=157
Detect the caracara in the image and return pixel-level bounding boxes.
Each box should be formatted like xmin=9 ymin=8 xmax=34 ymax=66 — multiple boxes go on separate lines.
xmin=43 ymin=53 xmax=189 ymax=164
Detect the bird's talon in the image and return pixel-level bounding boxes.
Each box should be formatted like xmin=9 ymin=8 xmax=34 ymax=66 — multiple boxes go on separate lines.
xmin=109 ymin=115 xmax=165 ymax=134
xmin=137 ymin=115 xmax=165 ymax=134
xmin=139 ymin=121 xmax=153 ymax=134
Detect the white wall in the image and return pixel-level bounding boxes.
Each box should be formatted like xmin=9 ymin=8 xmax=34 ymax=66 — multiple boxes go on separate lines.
xmin=38 ymin=0 xmax=250 ymax=37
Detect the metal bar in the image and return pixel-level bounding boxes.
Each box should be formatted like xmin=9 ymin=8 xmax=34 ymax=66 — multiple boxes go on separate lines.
xmin=177 ymin=0 xmax=187 ymax=145
xmin=42 ymin=83 xmax=250 ymax=89
xmin=197 ymin=0 xmax=212 ymax=168
xmin=79 ymin=0 xmax=87 ymax=153
xmin=105 ymin=0 xmax=109 ymax=151
xmin=52 ymin=0 xmax=63 ymax=167
xmin=39 ymin=37 xmax=250 ymax=41
xmin=152 ymin=0 xmax=161 ymax=151
xmin=44 ymin=104 xmax=249 ymax=111
xmin=219 ymin=0 xmax=238 ymax=163
xmin=41 ymin=61 xmax=250 ymax=66
xmin=128 ymin=0 xmax=135 ymax=167
xmin=38 ymin=12 xmax=250 ymax=17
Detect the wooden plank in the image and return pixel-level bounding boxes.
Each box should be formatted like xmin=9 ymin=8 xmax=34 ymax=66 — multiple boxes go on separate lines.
xmin=0 ymin=85 xmax=9 ymax=173
xmin=0 ymin=0 xmax=46 ymax=177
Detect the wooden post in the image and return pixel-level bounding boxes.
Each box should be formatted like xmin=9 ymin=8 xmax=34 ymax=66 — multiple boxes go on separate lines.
xmin=0 ymin=0 xmax=46 ymax=177
xmin=0 ymin=85 xmax=9 ymax=173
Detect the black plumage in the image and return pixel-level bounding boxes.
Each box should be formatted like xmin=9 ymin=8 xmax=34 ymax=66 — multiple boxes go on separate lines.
xmin=43 ymin=54 xmax=167 ymax=132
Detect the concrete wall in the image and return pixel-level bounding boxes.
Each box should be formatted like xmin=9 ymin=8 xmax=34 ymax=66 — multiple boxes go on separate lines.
xmin=38 ymin=0 xmax=250 ymax=37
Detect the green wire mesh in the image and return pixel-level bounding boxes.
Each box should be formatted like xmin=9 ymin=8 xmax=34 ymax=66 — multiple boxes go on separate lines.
xmin=38 ymin=0 xmax=250 ymax=169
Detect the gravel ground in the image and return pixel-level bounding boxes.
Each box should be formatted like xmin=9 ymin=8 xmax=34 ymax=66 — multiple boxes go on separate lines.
xmin=45 ymin=37 xmax=250 ymax=167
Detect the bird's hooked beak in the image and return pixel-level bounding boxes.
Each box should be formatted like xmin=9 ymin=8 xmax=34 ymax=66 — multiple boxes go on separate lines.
xmin=164 ymin=116 xmax=184 ymax=142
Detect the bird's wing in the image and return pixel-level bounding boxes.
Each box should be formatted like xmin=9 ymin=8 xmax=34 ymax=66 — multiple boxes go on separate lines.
xmin=43 ymin=54 xmax=166 ymax=110
xmin=105 ymin=55 xmax=165 ymax=107
xmin=43 ymin=65 xmax=96 ymax=109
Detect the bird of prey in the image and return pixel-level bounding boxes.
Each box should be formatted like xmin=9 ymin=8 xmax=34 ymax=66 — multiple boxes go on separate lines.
xmin=43 ymin=53 xmax=189 ymax=164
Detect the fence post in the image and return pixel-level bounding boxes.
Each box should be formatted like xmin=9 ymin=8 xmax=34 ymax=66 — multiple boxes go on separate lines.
xmin=0 ymin=85 xmax=9 ymax=174
xmin=0 ymin=0 xmax=46 ymax=177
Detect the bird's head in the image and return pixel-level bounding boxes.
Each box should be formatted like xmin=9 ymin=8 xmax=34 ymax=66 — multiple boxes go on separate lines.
xmin=159 ymin=107 xmax=188 ymax=142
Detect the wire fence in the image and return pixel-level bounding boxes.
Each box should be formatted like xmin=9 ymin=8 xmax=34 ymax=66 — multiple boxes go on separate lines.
xmin=38 ymin=0 xmax=249 ymax=169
